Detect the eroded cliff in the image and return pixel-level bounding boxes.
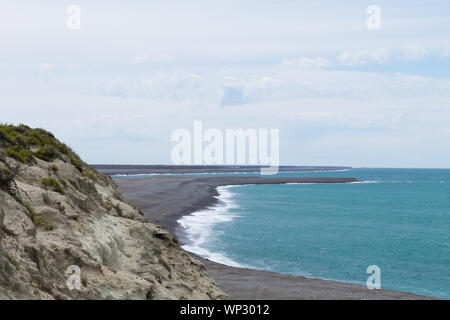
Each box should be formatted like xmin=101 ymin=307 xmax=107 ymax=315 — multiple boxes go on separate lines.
xmin=0 ymin=124 xmax=225 ymax=300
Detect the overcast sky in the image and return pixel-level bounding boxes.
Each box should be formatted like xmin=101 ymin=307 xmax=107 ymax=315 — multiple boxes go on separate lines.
xmin=1 ymin=0 xmax=449 ymax=167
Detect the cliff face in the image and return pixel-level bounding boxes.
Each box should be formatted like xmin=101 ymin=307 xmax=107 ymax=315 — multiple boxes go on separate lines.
xmin=0 ymin=125 xmax=225 ymax=300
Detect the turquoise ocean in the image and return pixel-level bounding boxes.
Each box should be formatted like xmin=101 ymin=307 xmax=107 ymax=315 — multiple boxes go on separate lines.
xmin=175 ymin=169 xmax=449 ymax=299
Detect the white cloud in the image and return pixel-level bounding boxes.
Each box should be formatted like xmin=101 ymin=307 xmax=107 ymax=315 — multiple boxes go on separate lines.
xmin=2 ymin=67 xmax=450 ymax=167
xmin=338 ymin=48 xmax=390 ymax=66
xmin=337 ymin=45 xmax=450 ymax=66
xmin=402 ymin=45 xmax=429 ymax=61
xmin=281 ymin=57 xmax=335 ymax=69
xmin=88 ymin=63 xmax=450 ymax=109
xmin=90 ymin=71 xmax=212 ymax=101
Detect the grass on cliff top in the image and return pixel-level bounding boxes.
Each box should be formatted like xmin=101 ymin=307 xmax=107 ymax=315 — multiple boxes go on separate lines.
xmin=0 ymin=124 xmax=87 ymax=172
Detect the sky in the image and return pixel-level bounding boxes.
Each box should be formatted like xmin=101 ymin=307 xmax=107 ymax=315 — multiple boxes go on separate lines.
xmin=1 ymin=0 xmax=449 ymax=167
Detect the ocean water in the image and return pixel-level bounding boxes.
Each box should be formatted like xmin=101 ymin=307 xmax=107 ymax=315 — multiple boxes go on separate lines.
xmin=178 ymin=169 xmax=450 ymax=299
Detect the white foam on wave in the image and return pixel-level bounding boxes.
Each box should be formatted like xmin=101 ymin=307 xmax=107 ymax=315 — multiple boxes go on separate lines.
xmin=288 ymin=180 xmax=420 ymax=185
xmin=286 ymin=181 xmax=382 ymax=185
xmin=177 ymin=185 xmax=247 ymax=268
xmin=297 ymin=168 xmax=350 ymax=173
xmin=284 ymin=180 xmax=375 ymax=185
xmin=112 ymin=173 xmax=160 ymax=177
xmin=350 ymin=180 xmax=381 ymax=184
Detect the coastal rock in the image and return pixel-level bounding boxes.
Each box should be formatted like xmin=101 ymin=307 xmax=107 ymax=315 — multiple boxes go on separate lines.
xmin=0 ymin=125 xmax=226 ymax=300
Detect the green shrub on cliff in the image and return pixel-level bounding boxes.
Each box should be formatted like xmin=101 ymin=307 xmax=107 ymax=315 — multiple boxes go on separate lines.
xmin=4 ymin=146 xmax=34 ymax=164
xmin=0 ymin=124 xmax=40 ymax=148
xmin=23 ymin=201 xmax=43 ymax=225
xmin=69 ymin=154 xmax=84 ymax=172
xmin=0 ymin=124 xmax=95 ymax=176
xmin=34 ymin=145 xmax=58 ymax=161
xmin=83 ymin=167 xmax=99 ymax=181
xmin=0 ymin=124 xmax=61 ymax=163
xmin=41 ymin=177 xmax=65 ymax=194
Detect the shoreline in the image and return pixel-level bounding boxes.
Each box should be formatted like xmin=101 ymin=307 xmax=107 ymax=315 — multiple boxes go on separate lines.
xmin=114 ymin=175 xmax=433 ymax=300
xmin=177 ymin=184 xmax=248 ymax=268
xmin=95 ymin=164 xmax=351 ymax=176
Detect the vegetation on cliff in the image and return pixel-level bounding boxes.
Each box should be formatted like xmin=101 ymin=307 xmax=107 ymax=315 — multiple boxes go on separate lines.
xmin=0 ymin=124 xmax=225 ymax=300
xmin=0 ymin=124 xmax=89 ymax=173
